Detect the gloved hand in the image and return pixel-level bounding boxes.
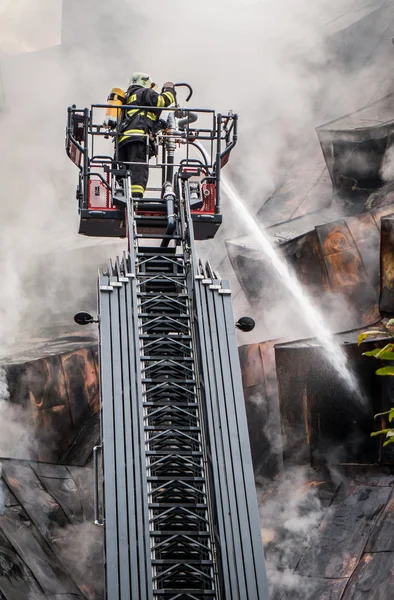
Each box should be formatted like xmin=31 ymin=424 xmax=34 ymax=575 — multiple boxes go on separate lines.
xmin=162 ymin=81 xmax=174 ymax=89
xmin=152 ymin=118 xmax=168 ymax=134
xmin=103 ymin=115 xmax=117 ymax=129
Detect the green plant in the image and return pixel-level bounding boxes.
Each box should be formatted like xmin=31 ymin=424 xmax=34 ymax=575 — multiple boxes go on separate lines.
xmin=358 ymin=329 xmax=394 ymax=446
xmin=370 ymin=408 xmax=394 ymax=446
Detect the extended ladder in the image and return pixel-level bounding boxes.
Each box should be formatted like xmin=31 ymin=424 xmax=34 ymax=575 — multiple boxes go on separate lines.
xmin=97 ymin=183 xmax=269 ymax=599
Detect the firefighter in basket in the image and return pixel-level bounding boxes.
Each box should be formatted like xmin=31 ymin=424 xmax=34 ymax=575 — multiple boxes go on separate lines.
xmin=103 ymin=72 xmax=176 ymax=199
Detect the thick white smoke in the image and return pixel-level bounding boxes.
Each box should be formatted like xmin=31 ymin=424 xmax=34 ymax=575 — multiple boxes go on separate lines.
xmin=0 ymin=0 xmax=391 ymax=351
xmin=381 ymin=143 xmax=394 ymax=182
xmin=0 ymin=0 xmax=61 ymax=55
xmin=258 ymin=466 xmax=329 ymax=599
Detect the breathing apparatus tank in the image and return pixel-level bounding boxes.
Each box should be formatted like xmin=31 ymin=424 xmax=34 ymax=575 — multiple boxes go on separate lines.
xmin=103 ymin=87 xmax=125 ymax=128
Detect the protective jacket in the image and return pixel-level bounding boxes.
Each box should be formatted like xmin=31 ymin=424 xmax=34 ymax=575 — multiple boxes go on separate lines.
xmin=118 ymin=84 xmax=176 ymax=148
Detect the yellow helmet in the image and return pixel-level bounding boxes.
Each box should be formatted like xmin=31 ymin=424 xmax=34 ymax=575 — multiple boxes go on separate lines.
xmin=129 ymin=72 xmax=153 ymax=89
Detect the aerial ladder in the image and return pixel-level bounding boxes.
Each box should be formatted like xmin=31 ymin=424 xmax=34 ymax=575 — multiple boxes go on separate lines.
xmin=66 ymin=84 xmax=269 ymax=600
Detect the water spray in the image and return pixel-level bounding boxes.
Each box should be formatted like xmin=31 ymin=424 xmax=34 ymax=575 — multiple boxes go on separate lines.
xmin=222 ymin=176 xmax=361 ymax=397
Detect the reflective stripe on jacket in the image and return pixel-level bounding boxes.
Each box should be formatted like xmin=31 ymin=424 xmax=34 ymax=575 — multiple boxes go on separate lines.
xmin=118 ymin=84 xmax=176 ymax=146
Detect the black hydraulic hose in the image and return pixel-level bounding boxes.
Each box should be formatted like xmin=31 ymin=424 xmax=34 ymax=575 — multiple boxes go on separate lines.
xmin=187 ymin=142 xmax=209 ymax=172
xmin=160 ymin=183 xmax=176 ymax=248
xmin=161 ymin=144 xmax=166 ymax=188
xmin=173 ymin=82 xmax=193 ymax=102
xmin=166 ymin=154 xmax=174 ymax=187
xmin=220 ymin=113 xmax=238 ymax=161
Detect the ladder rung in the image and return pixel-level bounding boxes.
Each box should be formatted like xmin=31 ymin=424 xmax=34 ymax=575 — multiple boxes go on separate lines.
xmin=138 ymin=294 xmax=189 ymax=299
xmin=150 ymin=531 xmax=210 ymax=537
xmin=146 ymin=451 xmax=203 ymax=456
xmin=148 ymin=477 xmax=206 ymax=482
xmin=136 ymin=233 xmax=182 ymax=239
xmin=141 ymin=356 xmax=193 ymax=361
xmin=142 ymin=379 xmax=196 ymax=384
xmin=149 ymin=503 xmax=208 ymax=509
xmin=145 ymin=426 xmax=201 ymax=431
xmin=151 ymin=560 xmax=215 ymax=566
xmin=144 ymin=403 xmax=199 ymax=408
xmin=135 ymin=215 xmax=167 ymax=221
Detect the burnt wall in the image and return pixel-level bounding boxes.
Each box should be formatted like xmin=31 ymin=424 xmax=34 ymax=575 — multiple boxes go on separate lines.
xmin=275 ymin=333 xmax=394 ymax=467
xmin=4 ymin=345 xmax=100 ymax=465
xmin=238 ymin=341 xmax=283 ymax=478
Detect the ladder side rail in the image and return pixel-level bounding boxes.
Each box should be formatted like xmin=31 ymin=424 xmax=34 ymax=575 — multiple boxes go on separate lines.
xmin=220 ymin=285 xmax=270 ymax=599
xmin=108 ymin=272 xmax=132 ymax=598
xmin=123 ymin=267 xmax=153 ymax=599
xmin=212 ymin=283 xmax=269 ymax=599
xmin=201 ymin=281 xmax=249 ymax=595
xmin=191 ymin=276 xmax=240 ymax=600
xmin=98 ymin=273 xmax=120 ymax=599
xmin=180 ymin=190 xmax=242 ymax=598
xmin=178 ymin=196 xmax=230 ymax=600
xmin=117 ymin=272 xmax=140 ymax=599
xmin=183 ymin=187 xmax=269 ymax=599
xmin=126 ymin=198 xmax=155 ymax=600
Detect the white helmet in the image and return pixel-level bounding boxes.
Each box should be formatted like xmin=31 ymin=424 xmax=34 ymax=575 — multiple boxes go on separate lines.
xmin=129 ymin=72 xmax=153 ymax=89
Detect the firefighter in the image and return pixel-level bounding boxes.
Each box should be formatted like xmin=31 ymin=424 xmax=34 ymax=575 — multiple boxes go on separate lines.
xmin=113 ymin=72 xmax=176 ymax=198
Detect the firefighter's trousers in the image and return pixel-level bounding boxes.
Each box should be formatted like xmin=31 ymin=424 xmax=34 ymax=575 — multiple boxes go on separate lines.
xmin=118 ymin=141 xmax=149 ymax=198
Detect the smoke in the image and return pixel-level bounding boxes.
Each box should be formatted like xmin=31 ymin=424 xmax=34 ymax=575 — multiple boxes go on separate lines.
xmin=53 ymin=520 xmax=104 ymax=599
xmin=0 ymin=0 xmax=391 ymax=354
xmin=0 ymin=0 xmax=61 ymax=55
xmin=0 ymin=468 xmax=4 ymax=516
xmin=0 ymin=368 xmax=35 ymax=459
xmin=50 ymin=463 xmax=104 ymax=598
xmin=381 ymin=143 xmax=394 ymax=182
xmin=258 ymin=466 xmax=327 ymax=598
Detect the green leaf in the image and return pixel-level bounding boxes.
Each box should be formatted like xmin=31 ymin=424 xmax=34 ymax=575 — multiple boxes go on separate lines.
xmin=374 ymin=409 xmax=394 ymax=419
xmin=363 ymin=344 xmax=394 ymax=360
xmin=363 ymin=346 xmax=394 ymax=359
xmin=390 ymin=410 xmax=394 ymax=423
xmin=383 ymin=437 xmax=394 ymax=446
xmin=387 ymin=319 xmax=394 ymax=326
xmin=376 ymin=366 xmax=394 ymax=376
xmin=363 ymin=349 xmax=382 ymax=357
xmin=376 ymin=344 xmax=394 ymax=357
xmin=371 ymin=429 xmax=393 ymax=437
xmin=381 ymin=344 xmax=394 ymax=352
xmin=358 ymin=331 xmax=389 ymax=345
xmin=377 ymin=352 xmax=394 ymax=361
